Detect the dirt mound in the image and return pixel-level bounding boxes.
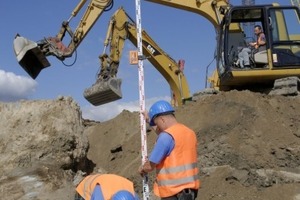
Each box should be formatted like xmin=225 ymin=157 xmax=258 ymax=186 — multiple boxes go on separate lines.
xmin=0 ymin=96 xmax=90 ymax=200
xmin=86 ymin=90 xmax=300 ymax=200
xmin=1 ymin=91 xmax=300 ymax=199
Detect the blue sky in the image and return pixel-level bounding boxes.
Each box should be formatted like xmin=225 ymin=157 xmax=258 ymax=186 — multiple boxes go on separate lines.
xmin=0 ymin=0 xmax=292 ymax=121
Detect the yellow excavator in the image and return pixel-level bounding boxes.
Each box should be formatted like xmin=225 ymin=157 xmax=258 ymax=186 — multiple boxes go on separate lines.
xmin=13 ymin=0 xmax=121 ymax=106
xmin=83 ymin=7 xmax=191 ymax=106
xmin=146 ymin=0 xmax=300 ymax=93
xmin=13 ymin=0 xmax=191 ymax=106
xmin=13 ymin=0 xmax=114 ymax=79
xmin=14 ymin=0 xmax=300 ymax=105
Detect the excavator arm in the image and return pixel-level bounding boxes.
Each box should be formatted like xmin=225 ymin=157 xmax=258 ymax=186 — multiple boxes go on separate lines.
xmin=84 ymin=7 xmax=192 ymax=106
xmin=13 ymin=0 xmax=114 ymax=79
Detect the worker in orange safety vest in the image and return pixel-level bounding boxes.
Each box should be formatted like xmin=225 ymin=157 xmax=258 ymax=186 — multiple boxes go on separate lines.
xmin=138 ymin=100 xmax=200 ymax=200
xmin=75 ymin=174 xmax=139 ymax=200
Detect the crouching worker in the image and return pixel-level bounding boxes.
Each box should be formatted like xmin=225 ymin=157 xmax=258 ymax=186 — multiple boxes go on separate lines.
xmin=75 ymin=174 xmax=140 ymax=200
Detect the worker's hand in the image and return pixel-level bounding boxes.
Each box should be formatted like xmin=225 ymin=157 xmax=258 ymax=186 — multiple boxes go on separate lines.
xmin=249 ymin=42 xmax=257 ymax=47
xmin=141 ymin=110 xmax=150 ymax=124
xmin=138 ymin=165 xmax=146 ymax=177
xmin=138 ymin=160 xmax=156 ymax=177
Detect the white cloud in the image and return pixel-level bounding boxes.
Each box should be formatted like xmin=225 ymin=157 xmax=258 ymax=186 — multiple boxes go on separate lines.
xmin=0 ymin=69 xmax=37 ymax=102
xmin=81 ymin=96 xmax=170 ymax=122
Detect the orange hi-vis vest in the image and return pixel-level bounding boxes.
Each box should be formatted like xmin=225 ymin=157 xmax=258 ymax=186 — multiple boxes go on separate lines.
xmin=76 ymin=174 xmax=135 ymax=200
xmin=154 ymin=123 xmax=200 ymax=198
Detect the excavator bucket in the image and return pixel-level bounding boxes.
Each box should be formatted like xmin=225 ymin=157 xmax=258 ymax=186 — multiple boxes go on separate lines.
xmin=13 ymin=35 xmax=50 ymax=79
xmin=83 ymin=78 xmax=122 ymax=106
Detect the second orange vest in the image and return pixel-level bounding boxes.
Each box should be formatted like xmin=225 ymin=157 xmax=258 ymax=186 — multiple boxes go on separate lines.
xmin=76 ymin=174 xmax=135 ymax=200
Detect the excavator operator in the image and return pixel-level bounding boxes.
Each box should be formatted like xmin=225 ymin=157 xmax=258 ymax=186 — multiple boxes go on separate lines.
xmin=237 ymin=25 xmax=266 ymax=69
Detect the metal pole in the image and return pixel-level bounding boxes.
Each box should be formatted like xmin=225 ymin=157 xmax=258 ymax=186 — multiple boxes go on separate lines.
xmin=135 ymin=0 xmax=150 ymax=199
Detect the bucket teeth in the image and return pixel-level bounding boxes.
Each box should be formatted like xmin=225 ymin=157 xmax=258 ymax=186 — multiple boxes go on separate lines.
xmin=83 ymin=78 xmax=122 ymax=106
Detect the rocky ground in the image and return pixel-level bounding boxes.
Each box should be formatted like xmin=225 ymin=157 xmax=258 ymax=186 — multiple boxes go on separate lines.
xmin=1 ymin=91 xmax=300 ymax=200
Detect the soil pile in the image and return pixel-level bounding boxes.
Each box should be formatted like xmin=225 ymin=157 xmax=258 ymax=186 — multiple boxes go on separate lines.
xmin=0 ymin=96 xmax=90 ymax=200
xmin=1 ymin=91 xmax=300 ymax=200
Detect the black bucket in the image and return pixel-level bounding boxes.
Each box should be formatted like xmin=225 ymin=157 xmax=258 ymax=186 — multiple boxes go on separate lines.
xmin=14 ymin=36 xmax=50 ymax=79
xmin=83 ymin=78 xmax=122 ymax=106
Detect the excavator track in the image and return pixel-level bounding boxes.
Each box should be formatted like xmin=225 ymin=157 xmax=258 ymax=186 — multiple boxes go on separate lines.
xmin=269 ymin=76 xmax=300 ymax=96
xmin=83 ymin=78 xmax=122 ymax=106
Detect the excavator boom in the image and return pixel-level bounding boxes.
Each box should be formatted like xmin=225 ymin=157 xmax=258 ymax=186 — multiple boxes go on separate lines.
xmin=84 ymin=7 xmax=191 ymax=106
xmin=145 ymin=0 xmax=231 ymax=27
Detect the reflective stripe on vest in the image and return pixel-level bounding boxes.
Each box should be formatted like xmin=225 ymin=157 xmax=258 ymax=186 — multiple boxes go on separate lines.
xmin=157 ymin=174 xmax=199 ymax=186
xmin=156 ymin=162 xmax=198 ymax=174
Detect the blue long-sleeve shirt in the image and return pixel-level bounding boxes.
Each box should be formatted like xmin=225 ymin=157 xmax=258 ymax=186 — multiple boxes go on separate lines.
xmin=149 ymin=132 xmax=175 ymax=164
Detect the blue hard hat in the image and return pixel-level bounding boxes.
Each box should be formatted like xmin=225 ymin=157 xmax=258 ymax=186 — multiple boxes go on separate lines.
xmin=111 ymin=190 xmax=136 ymax=200
xmin=148 ymin=100 xmax=175 ymax=126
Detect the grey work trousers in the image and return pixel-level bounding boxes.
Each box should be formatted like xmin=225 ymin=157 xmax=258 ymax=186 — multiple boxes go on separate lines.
xmin=238 ymin=48 xmax=251 ymax=68
xmin=161 ymin=189 xmax=198 ymax=200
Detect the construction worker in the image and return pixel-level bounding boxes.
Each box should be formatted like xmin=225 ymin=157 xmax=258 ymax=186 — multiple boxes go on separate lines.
xmin=138 ymin=100 xmax=200 ymax=200
xmin=75 ymin=174 xmax=140 ymax=200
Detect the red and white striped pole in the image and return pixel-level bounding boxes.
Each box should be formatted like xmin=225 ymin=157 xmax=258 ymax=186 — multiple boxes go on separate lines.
xmin=135 ymin=0 xmax=150 ymax=199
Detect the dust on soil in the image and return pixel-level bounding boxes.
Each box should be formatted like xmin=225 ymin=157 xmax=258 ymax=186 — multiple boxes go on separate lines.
xmin=1 ymin=90 xmax=300 ymax=200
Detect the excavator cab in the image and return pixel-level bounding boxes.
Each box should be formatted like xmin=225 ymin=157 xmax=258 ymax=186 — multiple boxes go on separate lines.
xmin=13 ymin=35 xmax=50 ymax=79
xmin=214 ymin=4 xmax=300 ymax=91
